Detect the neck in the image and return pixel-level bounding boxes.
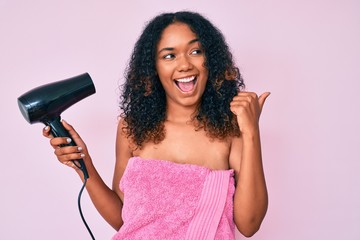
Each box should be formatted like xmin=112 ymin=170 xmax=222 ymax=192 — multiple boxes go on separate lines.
xmin=165 ymin=102 xmax=199 ymax=124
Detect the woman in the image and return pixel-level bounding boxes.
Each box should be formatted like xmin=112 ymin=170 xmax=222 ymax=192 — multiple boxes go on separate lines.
xmin=44 ymin=11 xmax=269 ymax=239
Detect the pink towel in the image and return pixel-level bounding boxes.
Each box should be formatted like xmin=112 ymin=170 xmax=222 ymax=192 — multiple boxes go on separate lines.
xmin=112 ymin=157 xmax=235 ymax=240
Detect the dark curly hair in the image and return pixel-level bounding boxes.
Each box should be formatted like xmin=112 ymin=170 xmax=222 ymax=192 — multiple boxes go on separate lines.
xmin=120 ymin=11 xmax=245 ymax=147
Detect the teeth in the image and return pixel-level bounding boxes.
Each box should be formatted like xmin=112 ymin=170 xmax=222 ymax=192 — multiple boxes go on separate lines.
xmin=175 ymin=76 xmax=196 ymax=83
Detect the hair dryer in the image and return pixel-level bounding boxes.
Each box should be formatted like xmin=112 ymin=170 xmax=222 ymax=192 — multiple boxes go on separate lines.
xmin=17 ymin=72 xmax=96 ymax=179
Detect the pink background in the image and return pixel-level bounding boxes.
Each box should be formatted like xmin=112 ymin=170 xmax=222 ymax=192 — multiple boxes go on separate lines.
xmin=1 ymin=0 xmax=359 ymax=239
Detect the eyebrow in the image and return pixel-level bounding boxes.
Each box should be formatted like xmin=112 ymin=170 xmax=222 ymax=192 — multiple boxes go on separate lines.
xmin=158 ymin=38 xmax=200 ymax=54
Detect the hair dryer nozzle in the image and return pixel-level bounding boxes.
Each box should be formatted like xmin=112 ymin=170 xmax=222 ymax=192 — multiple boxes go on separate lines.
xmin=17 ymin=72 xmax=96 ymax=124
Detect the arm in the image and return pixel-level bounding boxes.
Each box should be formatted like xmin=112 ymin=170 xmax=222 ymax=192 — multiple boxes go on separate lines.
xmin=43 ymin=119 xmax=131 ymax=230
xmin=229 ymin=92 xmax=270 ymax=237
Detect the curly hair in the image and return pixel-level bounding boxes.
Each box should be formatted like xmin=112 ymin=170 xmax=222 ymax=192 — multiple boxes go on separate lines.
xmin=120 ymin=11 xmax=245 ymax=147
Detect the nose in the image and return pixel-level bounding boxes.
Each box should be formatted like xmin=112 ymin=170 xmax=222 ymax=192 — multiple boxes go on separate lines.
xmin=176 ymin=55 xmax=193 ymax=72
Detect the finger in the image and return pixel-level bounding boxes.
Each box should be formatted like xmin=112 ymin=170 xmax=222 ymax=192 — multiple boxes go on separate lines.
xmin=42 ymin=125 xmax=53 ymax=138
xmin=61 ymin=119 xmax=83 ymax=145
xmin=234 ymin=91 xmax=257 ymax=99
xmin=230 ymin=102 xmax=251 ymax=116
xmin=232 ymin=92 xmax=258 ymax=103
xmin=64 ymin=161 xmax=77 ymax=169
xmin=55 ymin=151 xmax=85 ymax=164
xmin=64 ymin=160 xmax=83 ymax=170
xmin=49 ymin=137 xmax=73 ymax=149
xmin=230 ymin=100 xmax=251 ymax=110
xmin=237 ymin=91 xmax=257 ymax=97
xmin=54 ymin=146 xmax=83 ymax=156
xmin=258 ymin=92 xmax=271 ymax=110
xmin=61 ymin=119 xmax=78 ymax=136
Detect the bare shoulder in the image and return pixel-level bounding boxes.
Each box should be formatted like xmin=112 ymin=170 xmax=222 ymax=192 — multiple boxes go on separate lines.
xmin=229 ymin=135 xmax=243 ymax=180
xmin=116 ymin=118 xmax=132 ymax=154
xmin=112 ymin=118 xmax=133 ymax=201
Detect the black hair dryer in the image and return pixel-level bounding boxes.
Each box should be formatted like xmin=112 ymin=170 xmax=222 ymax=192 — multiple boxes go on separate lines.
xmin=17 ymin=72 xmax=96 ymax=179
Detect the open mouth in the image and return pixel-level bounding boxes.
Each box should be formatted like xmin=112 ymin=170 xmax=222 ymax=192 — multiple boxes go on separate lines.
xmin=174 ymin=75 xmax=197 ymax=93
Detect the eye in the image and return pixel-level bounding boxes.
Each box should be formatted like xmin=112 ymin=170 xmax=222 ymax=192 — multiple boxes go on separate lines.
xmin=163 ymin=53 xmax=175 ymax=59
xmin=190 ymin=49 xmax=203 ymax=55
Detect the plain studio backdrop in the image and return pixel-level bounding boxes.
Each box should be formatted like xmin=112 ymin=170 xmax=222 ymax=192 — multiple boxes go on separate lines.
xmin=1 ymin=0 xmax=359 ymax=239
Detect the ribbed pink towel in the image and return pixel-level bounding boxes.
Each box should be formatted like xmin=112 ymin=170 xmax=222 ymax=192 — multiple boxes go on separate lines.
xmin=112 ymin=157 xmax=235 ymax=240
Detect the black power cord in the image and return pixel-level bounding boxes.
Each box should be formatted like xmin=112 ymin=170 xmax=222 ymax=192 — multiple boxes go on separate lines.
xmin=77 ymin=177 xmax=96 ymax=240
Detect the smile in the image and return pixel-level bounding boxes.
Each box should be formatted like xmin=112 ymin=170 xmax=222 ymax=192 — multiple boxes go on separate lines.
xmin=174 ymin=75 xmax=197 ymax=93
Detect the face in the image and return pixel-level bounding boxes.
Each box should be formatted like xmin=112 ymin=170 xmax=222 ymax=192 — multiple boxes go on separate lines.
xmin=155 ymin=22 xmax=209 ymax=110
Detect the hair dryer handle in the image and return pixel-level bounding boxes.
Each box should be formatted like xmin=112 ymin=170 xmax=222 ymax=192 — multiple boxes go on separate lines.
xmin=46 ymin=116 xmax=89 ymax=180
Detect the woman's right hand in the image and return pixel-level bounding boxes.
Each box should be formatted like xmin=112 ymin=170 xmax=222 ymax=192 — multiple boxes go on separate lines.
xmin=42 ymin=119 xmax=89 ymax=173
xmin=43 ymin=119 xmax=125 ymax=229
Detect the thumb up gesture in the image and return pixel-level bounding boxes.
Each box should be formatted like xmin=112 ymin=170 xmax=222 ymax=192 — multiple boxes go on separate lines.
xmin=230 ymin=92 xmax=270 ymax=136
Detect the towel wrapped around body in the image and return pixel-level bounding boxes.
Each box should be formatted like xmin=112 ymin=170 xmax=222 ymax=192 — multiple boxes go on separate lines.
xmin=112 ymin=156 xmax=235 ymax=240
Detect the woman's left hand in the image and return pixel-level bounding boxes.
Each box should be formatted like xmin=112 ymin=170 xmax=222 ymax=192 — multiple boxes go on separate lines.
xmin=230 ymin=91 xmax=270 ymax=136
